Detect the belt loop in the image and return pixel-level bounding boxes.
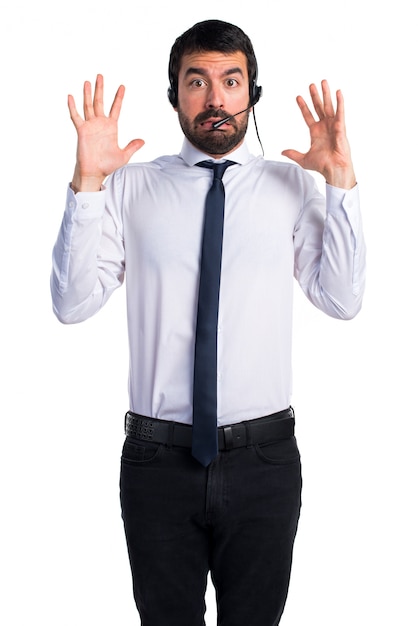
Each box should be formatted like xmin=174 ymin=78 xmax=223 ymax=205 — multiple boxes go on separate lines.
xmin=245 ymin=422 xmax=253 ymax=448
xmin=224 ymin=426 xmax=234 ymax=450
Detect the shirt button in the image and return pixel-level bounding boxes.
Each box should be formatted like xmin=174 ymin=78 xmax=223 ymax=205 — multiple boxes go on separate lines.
xmin=69 ymin=201 xmax=75 ymax=209
xmin=81 ymin=202 xmax=90 ymax=209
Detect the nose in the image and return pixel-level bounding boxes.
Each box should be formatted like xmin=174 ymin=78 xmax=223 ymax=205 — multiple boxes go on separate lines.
xmin=205 ymin=82 xmax=224 ymax=109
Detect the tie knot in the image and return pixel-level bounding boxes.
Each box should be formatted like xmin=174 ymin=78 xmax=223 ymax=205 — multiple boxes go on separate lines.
xmin=196 ymin=160 xmax=235 ymax=180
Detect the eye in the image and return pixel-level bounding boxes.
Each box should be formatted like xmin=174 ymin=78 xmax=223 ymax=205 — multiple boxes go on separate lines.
xmin=191 ymin=78 xmax=206 ymax=89
xmin=225 ymin=78 xmax=239 ymax=88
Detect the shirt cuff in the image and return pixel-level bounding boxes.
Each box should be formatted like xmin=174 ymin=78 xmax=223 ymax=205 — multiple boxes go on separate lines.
xmin=326 ymin=182 xmax=361 ymax=228
xmin=66 ymin=183 xmax=106 ymax=219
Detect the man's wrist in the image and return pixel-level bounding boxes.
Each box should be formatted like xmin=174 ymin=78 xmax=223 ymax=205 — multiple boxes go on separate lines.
xmin=324 ymin=167 xmax=357 ymax=190
xmin=71 ymin=169 xmax=105 ymax=193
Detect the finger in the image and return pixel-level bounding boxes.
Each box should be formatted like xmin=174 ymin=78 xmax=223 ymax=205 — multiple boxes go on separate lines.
xmin=122 ymin=138 xmax=146 ymax=160
xmin=109 ymin=84 xmax=126 ymax=120
xmin=321 ymin=79 xmax=335 ymax=118
xmin=309 ymin=83 xmax=326 ymax=120
xmin=281 ymin=148 xmax=305 ymax=165
xmin=335 ymin=88 xmax=346 ymax=124
xmin=295 ymin=95 xmax=316 ymax=128
xmin=93 ymin=74 xmax=105 ymax=117
xmin=83 ymin=80 xmax=94 ymax=120
xmin=68 ymin=94 xmax=83 ymax=128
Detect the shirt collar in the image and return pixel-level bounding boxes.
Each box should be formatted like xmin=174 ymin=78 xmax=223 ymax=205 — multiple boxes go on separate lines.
xmin=180 ymin=138 xmax=252 ymax=167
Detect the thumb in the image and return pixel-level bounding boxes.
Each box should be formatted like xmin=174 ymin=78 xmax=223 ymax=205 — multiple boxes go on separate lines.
xmin=123 ymin=138 xmax=145 ymax=161
xmin=281 ymin=149 xmax=304 ymax=165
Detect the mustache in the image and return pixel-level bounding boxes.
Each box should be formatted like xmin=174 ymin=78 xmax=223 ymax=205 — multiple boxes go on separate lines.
xmin=194 ymin=109 xmax=236 ymax=126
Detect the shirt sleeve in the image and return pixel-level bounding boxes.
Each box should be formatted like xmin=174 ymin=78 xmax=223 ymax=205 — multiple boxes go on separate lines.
xmin=50 ymin=183 xmax=125 ymax=323
xmin=293 ymin=178 xmax=366 ymax=320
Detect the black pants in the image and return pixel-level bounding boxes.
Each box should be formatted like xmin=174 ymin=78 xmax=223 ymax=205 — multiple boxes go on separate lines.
xmin=120 ymin=421 xmax=302 ymax=625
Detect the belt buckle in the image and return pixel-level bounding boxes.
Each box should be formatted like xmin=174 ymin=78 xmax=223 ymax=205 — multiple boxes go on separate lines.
xmin=222 ymin=424 xmax=246 ymax=450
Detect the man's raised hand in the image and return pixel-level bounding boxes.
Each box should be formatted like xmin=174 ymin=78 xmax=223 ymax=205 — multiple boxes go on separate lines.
xmin=282 ymin=80 xmax=356 ymax=190
xmin=68 ymin=74 xmax=145 ymax=192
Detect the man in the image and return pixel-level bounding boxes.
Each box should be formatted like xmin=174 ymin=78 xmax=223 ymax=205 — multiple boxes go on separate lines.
xmin=51 ymin=19 xmax=366 ymax=626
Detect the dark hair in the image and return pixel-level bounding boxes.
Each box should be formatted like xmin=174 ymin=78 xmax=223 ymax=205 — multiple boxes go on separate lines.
xmin=168 ymin=19 xmax=258 ymax=106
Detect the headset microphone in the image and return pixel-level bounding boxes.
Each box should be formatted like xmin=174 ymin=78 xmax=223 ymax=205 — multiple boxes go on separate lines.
xmin=211 ymin=104 xmax=254 ymax=129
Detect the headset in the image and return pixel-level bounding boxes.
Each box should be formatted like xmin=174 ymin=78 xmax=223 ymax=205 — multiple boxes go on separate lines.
xmin=167 ymin=61 xmax=263 ymax=152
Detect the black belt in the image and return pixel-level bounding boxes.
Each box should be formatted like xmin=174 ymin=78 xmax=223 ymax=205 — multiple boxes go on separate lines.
xmin=125 ymin=407 xmax=295 ymax=451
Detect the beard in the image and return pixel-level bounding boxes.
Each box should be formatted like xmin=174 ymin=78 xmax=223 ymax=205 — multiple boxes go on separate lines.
xmin=177 ymin=107 xmax=249 ymax=155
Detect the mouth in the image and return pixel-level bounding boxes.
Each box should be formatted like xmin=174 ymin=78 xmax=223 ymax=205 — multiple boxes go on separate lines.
xmin=195 ymin=109 xmax=233 ymax=131
xmin=199 ymin=118 xmax=230 ymax=130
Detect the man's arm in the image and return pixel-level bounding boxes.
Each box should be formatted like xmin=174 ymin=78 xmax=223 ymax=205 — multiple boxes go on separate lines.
xmin=51 ymin=75 xmax=144 ymax=323
xmin=293 ymin=176 xmax=366 ymax=320
xmin=282 ymin=80 xmax=365 ymax=319
xmin=51 ymin=185 xmax=121 ymax=324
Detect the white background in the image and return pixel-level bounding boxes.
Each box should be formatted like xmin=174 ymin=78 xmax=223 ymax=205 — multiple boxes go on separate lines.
xmin=1 ymin=0 xmax=417 ymax=624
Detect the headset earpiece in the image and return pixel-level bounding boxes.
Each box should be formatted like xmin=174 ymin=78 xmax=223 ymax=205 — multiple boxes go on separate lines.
xmin=167 ymin=85 xmax=177 ymax=107
xmin=250 ymin=81 xmax=262 ymax=106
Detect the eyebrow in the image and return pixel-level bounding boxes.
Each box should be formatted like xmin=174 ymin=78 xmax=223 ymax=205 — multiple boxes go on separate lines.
xmin=184 ymin=66 xmax=245 ymax=79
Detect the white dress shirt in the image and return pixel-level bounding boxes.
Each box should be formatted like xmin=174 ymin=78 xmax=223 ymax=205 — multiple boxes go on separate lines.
xmin=51 ymin=139 xmax=366 ymax=426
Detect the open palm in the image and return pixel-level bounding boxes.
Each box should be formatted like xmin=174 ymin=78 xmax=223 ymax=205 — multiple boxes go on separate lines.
xmin=68 ymin=74 xmax=144 ymax=191
xmin=282 ymin=80 xmax=356 ymax=189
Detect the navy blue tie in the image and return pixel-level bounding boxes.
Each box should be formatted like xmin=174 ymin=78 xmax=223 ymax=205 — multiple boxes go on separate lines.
xmin=192 ymin=160 xmax=235 ymax=467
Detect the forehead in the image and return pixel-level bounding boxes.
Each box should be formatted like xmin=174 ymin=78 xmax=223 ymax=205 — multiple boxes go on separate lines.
xmin=178 ymin=50 xmax=249 ymax=79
